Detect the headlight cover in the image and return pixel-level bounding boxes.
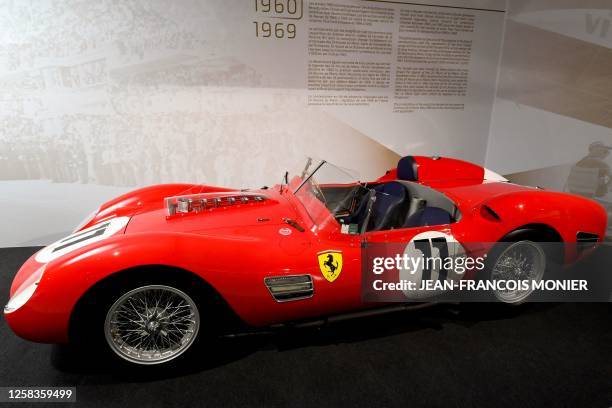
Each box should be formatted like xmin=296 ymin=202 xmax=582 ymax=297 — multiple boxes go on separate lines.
xmin=4 ymin=265 xmax=45 ymax=314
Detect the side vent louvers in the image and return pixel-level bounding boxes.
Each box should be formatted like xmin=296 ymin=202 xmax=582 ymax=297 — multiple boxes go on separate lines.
xmin=265 ymin=275 xmax=313 ymax=302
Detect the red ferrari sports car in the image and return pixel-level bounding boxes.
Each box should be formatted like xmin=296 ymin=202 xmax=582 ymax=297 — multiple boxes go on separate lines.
xmin=4 ymin=156 xmax=607 ymax=366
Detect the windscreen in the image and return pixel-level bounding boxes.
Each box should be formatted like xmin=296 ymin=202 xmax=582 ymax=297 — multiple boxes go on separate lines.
xmin=290 ymin=159 xmax=365 ymax=231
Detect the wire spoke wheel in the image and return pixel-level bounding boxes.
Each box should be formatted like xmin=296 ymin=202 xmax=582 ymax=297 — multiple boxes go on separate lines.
xmin=490 ymin=241 xmax=546 ymax=304
xmin=104 ymin=285 xmax=200 ymax=365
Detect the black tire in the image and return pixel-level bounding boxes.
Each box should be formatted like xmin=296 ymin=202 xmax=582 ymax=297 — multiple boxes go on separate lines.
xmin=481 ymin=232 xmax=556 ymax=304
xmin=70 ymin=270 xmax=216 ymax=370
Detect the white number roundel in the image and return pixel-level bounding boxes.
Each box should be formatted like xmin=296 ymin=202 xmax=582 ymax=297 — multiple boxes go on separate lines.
xmin=35 ymin=217 xmax=130 ymax=263
xmin=399 ymin=231 xmax=466 ymax=299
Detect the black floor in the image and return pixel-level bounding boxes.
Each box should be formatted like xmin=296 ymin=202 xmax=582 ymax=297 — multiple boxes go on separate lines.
xmin=1 ymin=247 xmax=611 ymax=408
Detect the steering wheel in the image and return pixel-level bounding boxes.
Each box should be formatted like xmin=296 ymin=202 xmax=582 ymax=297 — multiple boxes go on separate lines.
xmin=348 ymin=185 xmax=367 ymax=213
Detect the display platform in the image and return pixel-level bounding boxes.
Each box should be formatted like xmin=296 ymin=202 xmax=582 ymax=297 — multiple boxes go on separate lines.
xmin=1 ymin=247 xmax=610 ymax=408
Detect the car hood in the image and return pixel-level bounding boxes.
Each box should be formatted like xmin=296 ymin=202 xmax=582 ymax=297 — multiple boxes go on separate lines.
xmin=124 ymin=189 xmax=298 ymax=237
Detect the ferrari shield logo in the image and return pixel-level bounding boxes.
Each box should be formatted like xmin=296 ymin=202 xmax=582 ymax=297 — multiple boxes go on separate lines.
xmin=318 ymin=250 xmax=343 ymax=282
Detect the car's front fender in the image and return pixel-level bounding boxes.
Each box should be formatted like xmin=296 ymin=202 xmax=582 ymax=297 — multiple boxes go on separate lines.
xmin=5 ymin=229 xmax=314 ymax=343
xmin=80 ymin=183 xmax=236 ymax=231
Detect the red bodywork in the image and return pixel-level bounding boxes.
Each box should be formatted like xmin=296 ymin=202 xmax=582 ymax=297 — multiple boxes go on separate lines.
xmin=4 ymin=156 xmax=607 ymax=343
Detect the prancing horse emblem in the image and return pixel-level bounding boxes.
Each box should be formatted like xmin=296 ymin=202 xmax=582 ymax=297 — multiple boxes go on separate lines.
xmin=317 ymin=250 xmax=343 ymax=283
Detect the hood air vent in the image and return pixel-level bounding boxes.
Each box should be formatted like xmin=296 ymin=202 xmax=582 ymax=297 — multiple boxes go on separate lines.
xmin=166 ymin=193 xmax=266 ymax=216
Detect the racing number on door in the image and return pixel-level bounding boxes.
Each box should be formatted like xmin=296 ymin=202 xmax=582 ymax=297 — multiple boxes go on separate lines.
xmin=412 ymin=237 xmax=450 ymax=282
xmin=400 ymin=231 xmax=467 ymax=300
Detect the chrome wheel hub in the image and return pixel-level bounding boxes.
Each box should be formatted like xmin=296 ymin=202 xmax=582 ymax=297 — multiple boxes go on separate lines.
xmin=491 ymin=241 xmax=546 ymax=304
xmin=104 ymin=285 xmax=200 ymax=365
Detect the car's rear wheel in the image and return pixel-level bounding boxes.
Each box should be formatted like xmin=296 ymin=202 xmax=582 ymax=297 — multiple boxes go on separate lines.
xmin=488 ymin=240 xmax=547 ymax=304
xmin=104 ymin=285 xmax=200 ymax=366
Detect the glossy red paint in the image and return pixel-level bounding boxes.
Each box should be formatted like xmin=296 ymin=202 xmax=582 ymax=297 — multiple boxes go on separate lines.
xmin=376 ymin=156 xmax=485 ymax=184
xmin=4 ymin=156 xmax=607 ymax=344
xmin=83 ymin=184 xmax=236 ymax=230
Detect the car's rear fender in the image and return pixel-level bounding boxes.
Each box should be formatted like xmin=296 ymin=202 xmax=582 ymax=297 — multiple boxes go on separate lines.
xmin=469 ymin=190 xmax=607 ymax=263
xmin=482 ymin=190 xmax=606 ymax=238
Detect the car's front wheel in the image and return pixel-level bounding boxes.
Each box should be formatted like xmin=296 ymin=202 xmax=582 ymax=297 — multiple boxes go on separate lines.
xmin=70 ymin=271 xmax=215 ymax=369
xmin=103 ymin=284 xmax=200 ymax=366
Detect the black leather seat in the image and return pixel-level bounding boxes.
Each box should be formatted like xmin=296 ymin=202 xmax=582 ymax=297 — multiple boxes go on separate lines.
xmin=368 ymin=182 xmax=407 ymax=231
xmin=403 ymin=207 xmax=452 ymax=228
xmin=344 ymin=182 xmax=407 ymax=231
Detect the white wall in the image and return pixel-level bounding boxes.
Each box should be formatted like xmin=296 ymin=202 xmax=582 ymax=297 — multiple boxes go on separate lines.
xmin=0 ymin=0 xmax=505 ymax=246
